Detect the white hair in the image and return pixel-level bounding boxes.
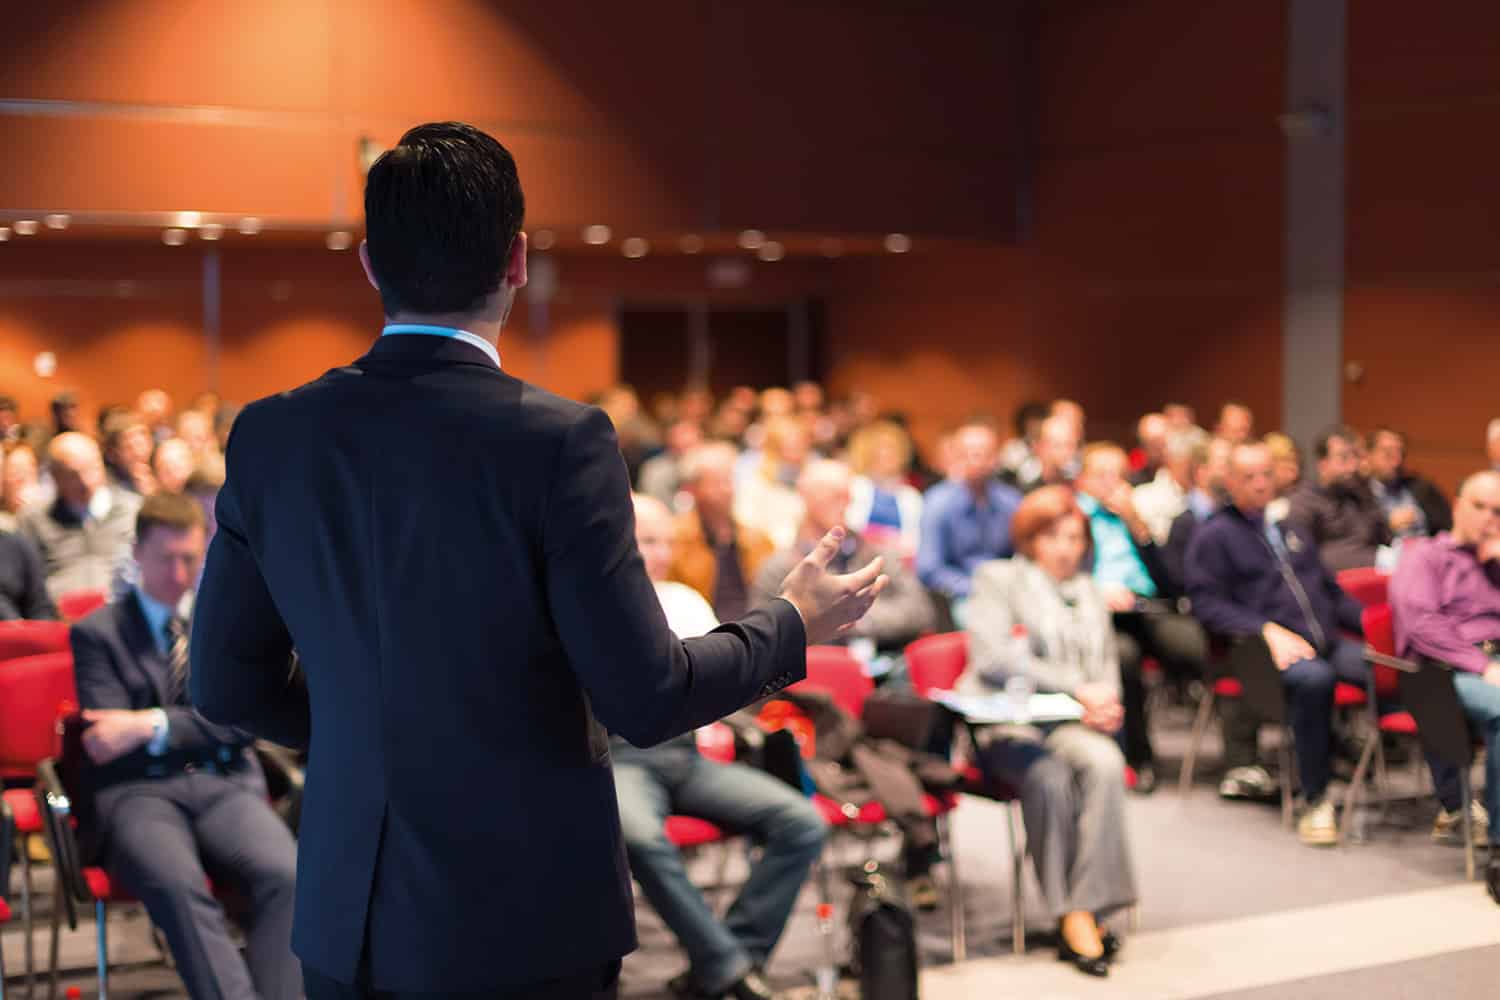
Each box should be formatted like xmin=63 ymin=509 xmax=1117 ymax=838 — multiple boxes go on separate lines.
xmin=678 ymin=441 xmax=739 ymax=484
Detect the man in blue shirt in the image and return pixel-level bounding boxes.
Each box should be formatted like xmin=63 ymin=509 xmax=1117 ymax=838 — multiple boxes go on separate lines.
xmin=1076 ymin=443 xmax=1208 ymax=793
xmin=917 ymin=422 xmax=1022 ymax=625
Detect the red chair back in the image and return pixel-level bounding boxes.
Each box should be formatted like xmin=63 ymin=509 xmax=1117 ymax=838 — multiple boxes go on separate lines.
xmin=1361 ymin=603 xmax=1402 ymax=700
xmin=694 ymin=722 xmax=736 ymax=764
xmin=57 ymin=588 xmax=108 ymax=622
xmin=0 ymin=652 xmax=77 ymax=779
xmin=904 ymin=632 xmax=969 ymax=696
xmin=797 ymin=645 xmax=873 ymax=719
xmin=0 ymin=619 xmax=70 ymax=663
xmin=1338 ymin=568 xmax=1389 ymax=608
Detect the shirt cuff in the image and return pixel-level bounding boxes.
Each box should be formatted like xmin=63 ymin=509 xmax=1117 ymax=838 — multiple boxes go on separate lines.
xmin=146 ymin=708 xmax=170 ymax=756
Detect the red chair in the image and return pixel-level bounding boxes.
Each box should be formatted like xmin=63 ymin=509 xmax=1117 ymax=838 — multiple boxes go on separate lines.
xmin=1336 ymin=568 xmax=1389 ymax=609
xmin=0 ymin=651 xmax=77 ymax=991
xmin=798 ymin=645 xmax=875 ymax=717
xmin=0 ymin=619 xmax=70 ymax=663
xmin=903 ymin=633 xmax=1027 ymax=958
xmin=56 ymin=589 xmax=108 ymax=623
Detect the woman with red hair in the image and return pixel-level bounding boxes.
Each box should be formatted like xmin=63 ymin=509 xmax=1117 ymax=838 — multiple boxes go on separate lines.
xmin=960 ymin=485 xmax=1139 ymax=978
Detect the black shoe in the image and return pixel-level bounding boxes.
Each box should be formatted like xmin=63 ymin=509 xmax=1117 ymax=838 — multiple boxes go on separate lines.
xmin=1101 ymin=930 xmax=1122 ymax=959
xmin=1058 ymin=935 xmax=1110 ymax=978
xmin=1132 ymin=765 xmax=1158 ymax=796
xmin=724 ymin=970 xmax=777 ymax=1000
xmin=908 ymin=873 xmax=940 ymax=911
xmin=1487 ymin=858 xmax=1500 ymax=906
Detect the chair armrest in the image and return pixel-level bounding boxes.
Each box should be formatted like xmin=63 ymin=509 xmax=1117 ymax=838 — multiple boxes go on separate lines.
xmin=34 ymin=758 xmax=83 ymax=929
xmin=1364 ymin=645 xmax=1420 ymax=673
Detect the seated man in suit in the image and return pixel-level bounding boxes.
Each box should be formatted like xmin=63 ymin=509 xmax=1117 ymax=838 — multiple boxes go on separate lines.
xmin=621 ymin=494 xmax=826 ymax=1000
xmin=72 ymin=493 xmax=298 ymax=999
xmin=1287 ymin=425 xmax=1395 ymax=574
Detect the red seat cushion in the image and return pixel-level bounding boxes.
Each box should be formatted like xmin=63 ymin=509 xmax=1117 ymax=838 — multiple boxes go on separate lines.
xmin=84 ymin=866 xmax=131 ymax=902
xmin=0 ymin=896 xmax=11 ymax=922
xmin=3 ymin=787 xmax=40 ymax=834
xmin=1378 ymin=711 xmax=1418 ymax=736
xmin=1334 ymin=682 xmax=1368 ymax=708
xmin=663 ymin=816 xmax=725 ymax=848
xmin=1213 ymin=677 xmax=1244 ymax=697
xmin=813 ymin=792 xmax=957 ymax=827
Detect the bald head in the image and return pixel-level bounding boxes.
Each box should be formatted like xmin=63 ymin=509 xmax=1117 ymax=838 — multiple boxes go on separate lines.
xmin=1453 ymin=471 xmax=1500 ymax=547
xmin=953 ymin=423 xmax=999 ymax=488
xmin=153 ymin=438 xmax=195 ymax=495
xmin=49 ymin=432 xmax=106 ymax=508
xmin=1226 ymin=442 xmax=1275 ymax=514
xmin=632 ymin=492 xmax=677 ymax=582
xmin=798 ymin=460 xmax=853 ymax=538
xmin=137 ymin=389 xmax=171 ymax=429
xmin=1034 ymin=415 xmax=1079 ymax=480
xmin=1138 ymin=413 xmax=1169 ymax=464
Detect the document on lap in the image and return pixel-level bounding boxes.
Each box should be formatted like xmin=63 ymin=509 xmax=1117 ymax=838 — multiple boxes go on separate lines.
xmin=932 ymin=690 xmax=1085 ymax=725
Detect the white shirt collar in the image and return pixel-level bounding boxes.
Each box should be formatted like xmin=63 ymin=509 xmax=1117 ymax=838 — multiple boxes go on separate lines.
xmin=381 ymin=324 xmax=501 ymax=369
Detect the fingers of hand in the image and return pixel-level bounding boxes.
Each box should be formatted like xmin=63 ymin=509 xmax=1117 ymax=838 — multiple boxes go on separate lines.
xmin=806 ymin=527 xmax=847 ymax=569
xmin=836 ymin=556 xmax=884 ymax=592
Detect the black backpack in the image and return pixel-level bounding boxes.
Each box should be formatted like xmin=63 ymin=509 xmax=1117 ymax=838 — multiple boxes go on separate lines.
xmin=847 ymin=864 xmax=919 ymax=1000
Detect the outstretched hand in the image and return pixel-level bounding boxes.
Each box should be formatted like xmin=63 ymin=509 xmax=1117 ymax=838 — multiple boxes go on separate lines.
xmin=778 ymin=527 xmax=890 ymax=646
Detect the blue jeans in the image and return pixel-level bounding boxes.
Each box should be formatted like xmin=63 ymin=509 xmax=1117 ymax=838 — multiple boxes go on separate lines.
xmin=612 ymin=742 xmax=826 ymax=992
xmin=1444 ymin=672 xmax=1500 ymax=842
xmin=1282 ymin=639 xmax=1369 ymax=801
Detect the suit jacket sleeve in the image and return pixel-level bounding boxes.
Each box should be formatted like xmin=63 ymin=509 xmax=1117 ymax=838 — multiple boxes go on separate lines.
xmin=1185 ymin=525 xmax=1268 ymax=638
xmin=544 ymin=408 xmax=805 ymax=748
xmin=13 ymin=532 xmax=57 ymax=620
xmin=189 ymin=421 xmax=311 ymax=750
xmin=72 ymin=622 xmax=136 ymax=712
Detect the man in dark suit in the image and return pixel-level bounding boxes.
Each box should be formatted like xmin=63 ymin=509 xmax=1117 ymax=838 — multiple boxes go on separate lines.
xmin=73 ymin=493 xmax=299 ymax=999
xmin=189 ymin=122 xmax=885 ymax=1000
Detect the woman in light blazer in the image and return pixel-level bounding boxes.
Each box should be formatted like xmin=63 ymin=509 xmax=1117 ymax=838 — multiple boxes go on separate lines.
xmin=960 ymin=485 xmax=1138 ymax=978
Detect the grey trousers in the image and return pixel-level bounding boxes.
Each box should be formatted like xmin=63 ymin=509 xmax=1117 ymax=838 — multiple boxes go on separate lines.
xmin=977 ymin=723 xmax=1138 ymax=923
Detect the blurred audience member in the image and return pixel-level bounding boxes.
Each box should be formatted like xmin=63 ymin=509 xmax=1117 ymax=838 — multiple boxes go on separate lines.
xmin=51 ymin=391 xmax=83 ymax=439
xmin=1010 ymin=415 xmax=1081 ymax=494
xmin=1263 ymin=432 xmax=1303 ymax=503
xmin=710 ymin=402 xmax=752 ymax=444
xmin=152 ymin=439 xmax=196 ymax=497
xmin=0 ymin=449 xmax=56 ymax=620
xmin=1000 ymin=400 xmax=1049 ymax=482
xmin=639 ymin=419 xmax=705 ymax=507
xmin=1489 ymin=419 xmax=1500 ymax=473
xmin=678 ymin=387 xmax=714 ymax=427
xmin=186 ymin=452 xmax=227 ymax=543
xmin=0 ymin=396 xmax=22 ymax=444
xmin=755 ymin=461 xmax=934 ymax=657
xmin=1186 ymin=442 xmax=1368 ymax=846
xmin=962 ymin=486 xmax=1137 ymax=977
xmin=622 ymin=493 xmax=826 ymax=1000
xmin=20 ymin=432 xmax=141 ymax=600
xmin=917 ymin=422 xmax=1022 ymax=620
xmin=648 ymin=390 xmax=680 ymax=429
xmin=103 ymin=412 xmax=157 ymax=497
xmin=176 ymin=408 xmax=219 ymax=462
xmin=1134 ymin=428 xmax=1207 ymax=545
xmin=137 ymin=389 xmax=174 ymax=443
xmin=793 ymin=381 xmax=824 ymax=416
xmin=1214 ymin=402 xmax=1254 ymax=445
xmin=1367 ymin=427 xmax=1450 ymax=540
xmin=671 ymin=443 xmax=775 ymax=621
xmin=598 ymin=384 xmax=661 ymax=483
xmin=189 ymin=391 xmax=222 ymax=419
xmin=96 ymin=403 xmax=130 ymax=438
xmin=846 ymin=421 xmax=924 ymax=559
xmin=1074 ymin=444 xmax=1208 ymax=790
xmin=1288 ymin=426 xmax=1393 ymax=574
xmin=734 ymin=417 xmax=810 ymax=549
xmin=1158 ymin=436 xmax=1229 ymax=600
xmin=1163 ymin=403 xmax=1197 ymax=433
xmin=1051 ymin=399 xmax=1086 ymax=440
xmin=1130 ymin=413 xmax=1170 ymax=486
xmin=214 ymin=404 xmax=241 ymax=454
xmin=1 ymin=443 xmax=43 ymax=532
xmin=1391 ymin=471 xmax=1500 ymax=875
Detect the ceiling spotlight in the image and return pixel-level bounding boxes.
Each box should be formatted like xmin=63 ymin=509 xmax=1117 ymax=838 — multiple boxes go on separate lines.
xmin=174 ymin=211 xmax=202 ymax=229
xmin=199 ymin=223 xmax=224 ymax=241
xmin=621 ymin=237 xmax=650 ymax=259
xmin=13 ymin=220 xmax=38 ymax=236
xmin=238 ymin=217 xmax=262 ymax=236
xmin=326 ymin=230 xmax=353 ymax=251
xmin=44 ymin=214 xmax=70 ymax=230
xmin=679 ymin=234 xmax=704 ymax=254
xmin=162 ymin=228 xmax=188 ymax=246
xmin=532 ymin=228 xmax=556 ymax=251
xmin=582 ymin=224 xmax=612 ymax=245
xmin=883 ymin=233 xmax=912 ymax=254
xmin=757 ymin=241 xmax=785 ymax=262
xmin=0 ymin=228 xmax=11 ymax=242
xmin=737 ymin=229 xmax=766 ymax=250
xmin=819 ymin=238 xmax=844 ymax=258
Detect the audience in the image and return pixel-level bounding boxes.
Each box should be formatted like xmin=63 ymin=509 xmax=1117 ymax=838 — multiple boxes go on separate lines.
xmin=0 ymin=395 xmax=23 ymax=444
xmin=20 ymin=432 xmax=141 ymax=600
xmin=0 ymin=443 xmax=42 ymax=533
xmin=102 ymin=411 xmax=157 ymax=497
xmin=1288 ymin=426 xmax=1394 ymax=574
xmin=962 ymin=486 xmax=1138 ymax=978
xmin=1263 ymin=431 xmax=1303 ymax=509
xmin=136 ymin=388 xmax=174 ymax=444
xmin=1186 ymin=442 xmax=1369 ymax=846
xmin=1158 ymin=436 xmax=1228 ymax=600
xmin=151 ymin=438 xmax=196 ymax=497
xmin=670 ymin=442 xmax=775 ymax=622
xmin=1163 ymin=403 xmax=1197 ymax=433
xmin=638 ymin=419 xmax=705 ymax=507
xmin=845 ymin=420 xmax=924 ymax=560
xmin=1130 ymin=412 xmax=1170 ymax=487
xmin=1489 ymin=419 xmax=1500 ymax=473
xmin=1000 ymin=400 xmax=1049 ymax=482
xmin=917 ymin=421 xmax=1022 ymax=621
xmin=1051 ymin=399 xmax=1087 ymax=442
xmin=1009 ymin=414 xmax=1080 ymax=494
xmin=1390 ymin=470 xmax=1500 ymax=873
xmin=1214 ymin=402 xmax=1255 ymax=445
xmin=175 ymin=408 xmax=219 ymax=463
xmin=734 ymin=417 xmax=811 ymax=550
xmin=621 ymin=494 xmax=826 ymax=1000
xmin=0 ymin=468 xmax=56 ymax=619
xmin=1366 ymin=426 xmax=1451 ymax=541
xmin=1134 ymin=428 xmax=1206 ymax=545
xmin=1074 ymin=443 xmax=1208 ymax=791
xmin=50 ymin=391 xmax=84 ymax=440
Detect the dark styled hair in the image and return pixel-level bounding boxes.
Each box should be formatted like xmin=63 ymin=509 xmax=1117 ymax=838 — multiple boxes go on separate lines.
xmin=136 ymin=492 xmax=205 ymax=545
xmin=1314 ymin=424 xmax=1359 ymax=460
xmin=363 ymin=121 xmax=525 ymax=316
xmin=1013 ymin=400 xmax=1049 ymax=437
xmin=1368 ymin=425 xmax=1406 ymax=449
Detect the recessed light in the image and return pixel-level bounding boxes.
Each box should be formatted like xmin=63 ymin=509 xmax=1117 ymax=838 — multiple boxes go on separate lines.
xmin=621 ymin=237 xmax=650 ymax=259
xmin=238 ymin=217 xmax=262 ymax=236
xmin=0 ymin=228 xmax=11 ymax=242
xmin=13 ymin=220 xmax=38 ymax=236
xmin=199 ymin=223 xmax=224 ymax=241
xmin=679 ymin=234 xmax=704 ymax=254
xmin=44 ymin=214 xmax=69 ymax=230
xmin=884 ymin=233 xmax=912 ymax=254
xmin=737 ymin=229 xmax=766 ymax=250
xmin=174 ymin=211 xmax=202 ymax=229
xmin=757 ymin=241 xmax=785 ymax=262
xmin=325 ymin=230 xmax=353 ymax=251
xmin=532 ymin=229 xmax=556 ymax=251
xmin=33 ymin=352 xmax=56 ymax=378
xmin=582 ymin=224 xmax=612 ymax=245
xmin=819 ymin=238 xmax=844 ymax=258
xmin=162 ymin=228 xmax=188 ymax=246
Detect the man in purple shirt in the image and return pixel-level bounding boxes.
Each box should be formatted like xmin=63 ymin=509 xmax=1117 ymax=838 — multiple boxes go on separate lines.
xmin=1390 ymin=470 xmax=1500 ymax=900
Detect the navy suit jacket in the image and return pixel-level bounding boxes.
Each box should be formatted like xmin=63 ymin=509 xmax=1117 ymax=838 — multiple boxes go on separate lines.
xmin=189 ymin=334 xmax=807 ymax=992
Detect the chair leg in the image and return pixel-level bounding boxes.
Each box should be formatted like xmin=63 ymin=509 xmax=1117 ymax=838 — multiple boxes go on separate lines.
xmin=1007 ymin=800 xmax=1025 ymax=956
xmin=20 ymin=841 xmax=33 ymax=995
xmin=46 ymin=881 xmax=61 ymax=1000
xmin=1461 ymin=771 xmax=1476 ymax=882
xmin=1338 ymin=729 xmax=1380 ymax=845
xmin=1278 ymin=734 xmax=1294 ymax=829
xmin=95 ymin=900 xmax=107 ymax=1000
xmin=938 ymin=812 xmax=965 ymax=964
xmin=1179 ymin=692 xmax=1215 ymax=797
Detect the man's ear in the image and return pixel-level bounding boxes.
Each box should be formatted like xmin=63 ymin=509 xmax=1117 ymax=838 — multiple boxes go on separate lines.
xmin=505 ymin=232 xmax=529 ymax=289
xmin=358 ymin=241 xmax=381 ymax=292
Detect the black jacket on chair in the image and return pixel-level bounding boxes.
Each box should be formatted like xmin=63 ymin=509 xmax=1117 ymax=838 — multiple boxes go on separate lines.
xmin=188 ymin=333 xmax=807 ymax=993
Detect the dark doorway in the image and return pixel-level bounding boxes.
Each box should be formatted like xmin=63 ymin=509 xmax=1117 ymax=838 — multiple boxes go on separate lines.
xmin=618 ymin=301 xmax=825 ymax=401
